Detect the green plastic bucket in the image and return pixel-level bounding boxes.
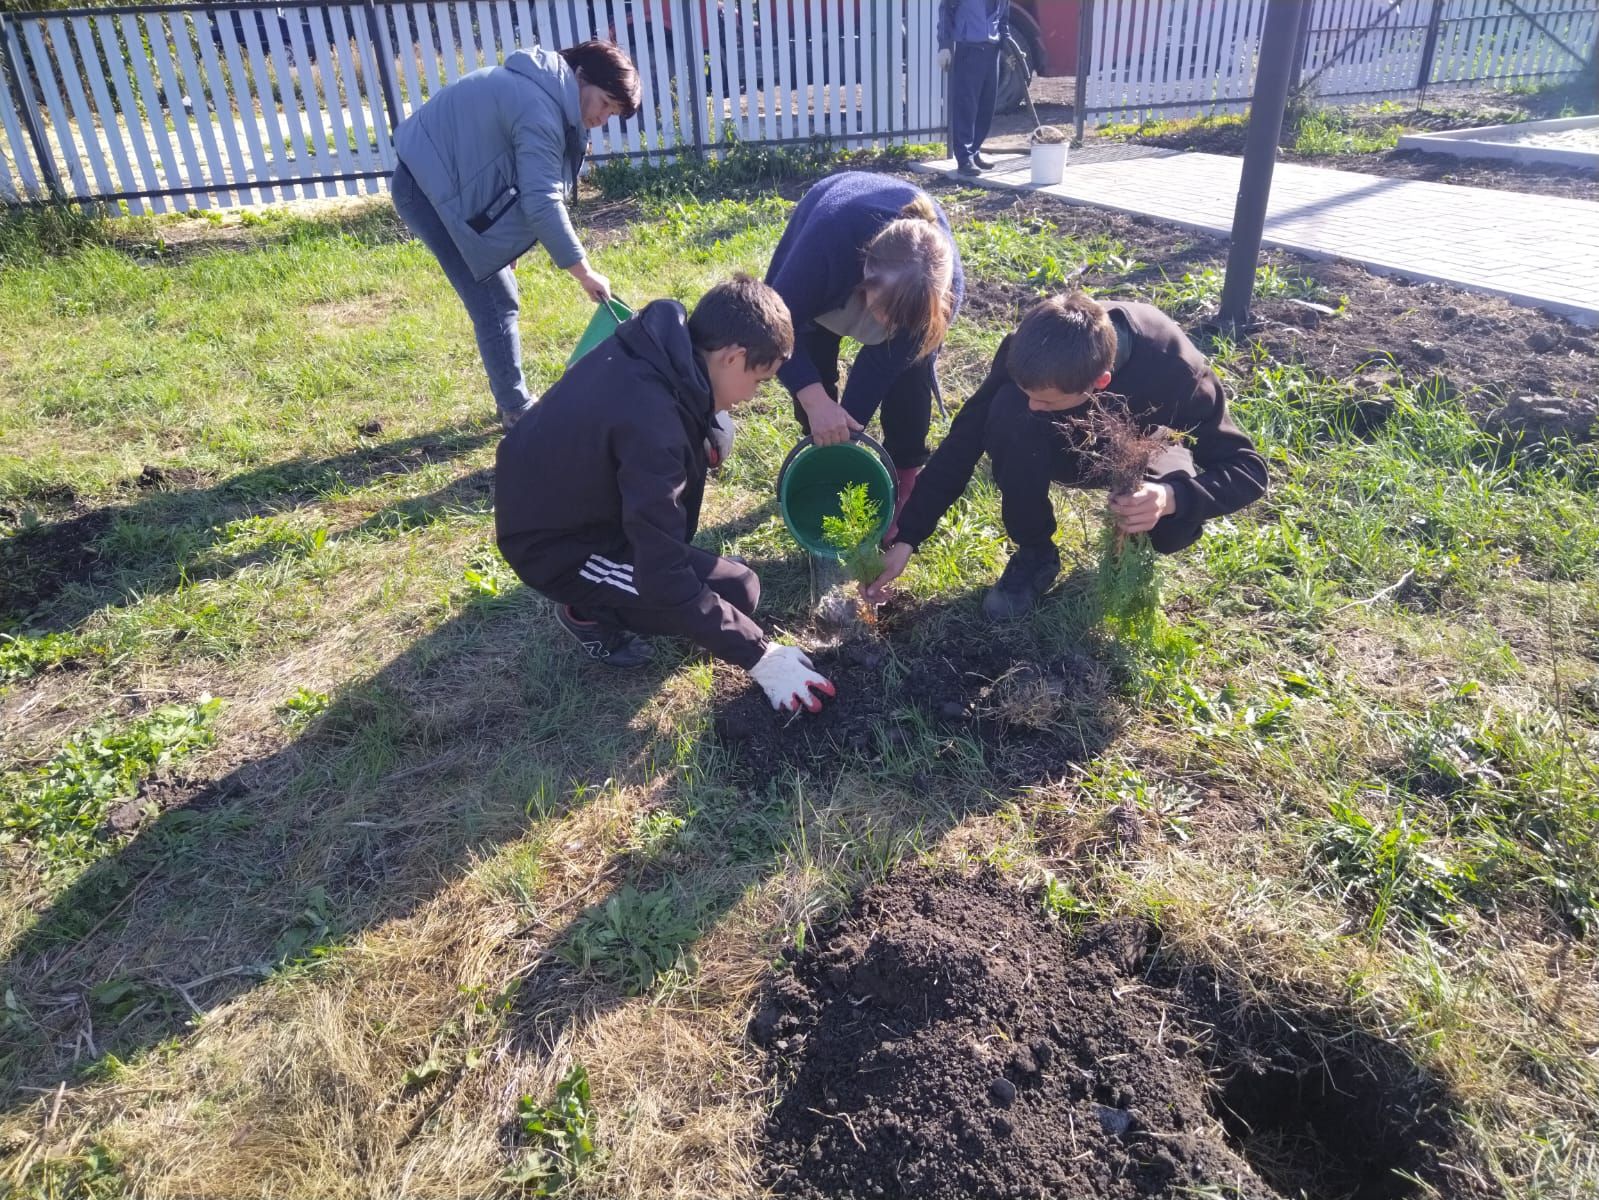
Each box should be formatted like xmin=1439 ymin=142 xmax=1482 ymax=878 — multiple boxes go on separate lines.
xmin=777 ymin=433 xmax=898 ymax=558
xmin=567 ymin=297 xmax=633 ymax=367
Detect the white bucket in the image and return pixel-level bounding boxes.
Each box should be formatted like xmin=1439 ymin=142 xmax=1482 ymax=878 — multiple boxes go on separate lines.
xmin=1031 ymin=142 xmax=1068 ymax=185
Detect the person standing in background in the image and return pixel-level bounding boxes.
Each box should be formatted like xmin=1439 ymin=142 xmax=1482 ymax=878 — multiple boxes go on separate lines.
xmin=939 ymin=0 xmax=1010 ymax=178
xmin=391 ymin=41 xmax=640 ymax=430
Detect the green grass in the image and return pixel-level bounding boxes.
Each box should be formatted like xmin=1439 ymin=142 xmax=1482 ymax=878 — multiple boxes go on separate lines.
xmin=1291 ymin=109 xmax=1405 ymax=155
xmin=589 ymin=129 xmax=943 ymax=201
xmin=954 ymin=216 xmax=1145 ymax=293
xmin=1093 ymin=102 xmax=1409 ymax=158
xmin=1095 ymin=111 xmax=1248 ymax=141
xmin=1 ymin=698 xmax=220 ymax=869
xmin=1 ymin=183 xmax=1596 ymax=1199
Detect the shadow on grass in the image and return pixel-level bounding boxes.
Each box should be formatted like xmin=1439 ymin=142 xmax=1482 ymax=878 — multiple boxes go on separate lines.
xmin=1 ymin=542 xmax=1133 ymax=1141
xmin=122 ymin=203 xmax=411 ymax=266
xmin=0 ymin=585 xmax=664 ymax=1102
xmin=0 ymin=427 xmax=498 ymax=633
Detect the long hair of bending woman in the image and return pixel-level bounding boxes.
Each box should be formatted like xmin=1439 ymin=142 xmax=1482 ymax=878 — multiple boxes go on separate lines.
xmin=861 ymin=196 xmax=954 ymax=361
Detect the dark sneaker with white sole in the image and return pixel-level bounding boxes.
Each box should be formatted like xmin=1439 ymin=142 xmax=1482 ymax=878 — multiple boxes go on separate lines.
xmin=982 ymin=545 xmax=1061 ymax=621
xmin=554 ymin=604 xmax=655 ymax=668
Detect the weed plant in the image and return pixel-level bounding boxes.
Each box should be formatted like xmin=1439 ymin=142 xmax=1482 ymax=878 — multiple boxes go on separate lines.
xmin=558 ymin=884 xmax=698 ymax=995
xmin=1 ymin=698 xmax=220 ymax=869
xmin=505 ymin=1065 xmax=599 ymax=1195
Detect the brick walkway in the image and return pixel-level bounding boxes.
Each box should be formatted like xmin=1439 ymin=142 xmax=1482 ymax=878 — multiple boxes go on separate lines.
xmin=914 ymin=151 xmax=1599 ymax=326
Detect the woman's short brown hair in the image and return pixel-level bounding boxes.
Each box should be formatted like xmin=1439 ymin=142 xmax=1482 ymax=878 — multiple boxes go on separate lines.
xmin=1008 ymin=292 xmax=1116 ymax=395
xmin=559 ymin=40 xmax=642 ymax=118
xmin=862 ymin=194 xmax=955 ymax=362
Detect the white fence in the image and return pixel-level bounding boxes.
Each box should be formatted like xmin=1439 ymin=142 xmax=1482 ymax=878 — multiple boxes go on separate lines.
xmin=0 ymin=0 xmax=946 ymax=211
xmin=1084 ymin=0 xmax=1599 ymax=125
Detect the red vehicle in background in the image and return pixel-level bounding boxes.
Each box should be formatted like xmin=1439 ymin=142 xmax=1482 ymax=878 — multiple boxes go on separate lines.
xmin=1001 ymin=1 xmax=1082 ymax=110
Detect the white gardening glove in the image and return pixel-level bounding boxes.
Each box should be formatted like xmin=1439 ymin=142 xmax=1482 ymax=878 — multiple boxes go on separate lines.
xmin=937 ymin=48 xmax=952 ymax=71
xmin=749 ymin=644 xmax=835 ymax=714
xmin=705 ymin=410 xmax=735 ymax=470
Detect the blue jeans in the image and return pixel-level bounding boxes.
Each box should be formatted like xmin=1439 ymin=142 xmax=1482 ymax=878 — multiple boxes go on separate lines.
xmin=391 ymin=161 xmax=535 ymax=419
xmin=949 ymin=41 xmax=1000 ymax=167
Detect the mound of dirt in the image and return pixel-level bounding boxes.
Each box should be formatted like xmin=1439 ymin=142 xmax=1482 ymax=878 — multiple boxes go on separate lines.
xmin=754 ymin=869 xmax=1484 ymax=1200
xmin=710 ymin=626 xmax=1119 ymax=789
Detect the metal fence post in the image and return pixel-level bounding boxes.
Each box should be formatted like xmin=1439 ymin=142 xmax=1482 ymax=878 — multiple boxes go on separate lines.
xmin=1593 ymin=20 xmax=1599 ymax=109
xmin=1415 ymin=0 xmax=1446 ymax=104
xmin=0 ymin=12 xmax=65 ymax=200
xmin=1073 ymin=0 xmax=1093 ymax=144
xmin=1285 ymin=0 xmax=1315 ymax=96
xmin=676 ymin=0 xmax=705 ymax=160
xmin=362 ymin=0 xmax=404 ymax=135
xmin=1219 ymin=0 xmax=1301 ymax=331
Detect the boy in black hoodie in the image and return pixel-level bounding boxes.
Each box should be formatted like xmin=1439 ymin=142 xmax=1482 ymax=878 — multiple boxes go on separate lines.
xmin=865 ymin=292 xmax=1267 ymax=618
xmin=496 ymin=275 xmax=835 ymax=714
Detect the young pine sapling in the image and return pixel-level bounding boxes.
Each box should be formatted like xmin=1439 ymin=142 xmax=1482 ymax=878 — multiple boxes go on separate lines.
xmin=821 ymin=483 xmax=887 ymax=588
xmin=815 ymin=483 xmax=888 ymax=629
xmin=1088 ymin=401 xmax=1173 ymax=637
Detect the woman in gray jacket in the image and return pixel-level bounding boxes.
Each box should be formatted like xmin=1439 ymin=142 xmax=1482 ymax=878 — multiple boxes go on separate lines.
xmin=391 ymin=41 xmax=641 ymax=427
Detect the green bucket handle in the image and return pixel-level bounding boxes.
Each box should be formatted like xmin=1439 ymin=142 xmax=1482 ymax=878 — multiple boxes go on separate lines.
xmin=776 ymin=431 xmax=899 ymax=559
xmin=566 ymin=296 xmax=634 ymax=368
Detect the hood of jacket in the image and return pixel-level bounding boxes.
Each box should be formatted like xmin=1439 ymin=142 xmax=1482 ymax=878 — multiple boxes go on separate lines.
xmin=614 ymin=300 xmax=715 ymax=440
xmin=505 ymin=47 xmax=587 ymax=182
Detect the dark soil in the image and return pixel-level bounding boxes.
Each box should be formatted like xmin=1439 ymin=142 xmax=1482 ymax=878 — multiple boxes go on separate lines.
xmin=710 ymin=618 xmax=1119 ymax=790
xmin=936 ymin=185 xmax=1599 ymax=416
xmin=754 ymin=867 xmax=1488 ymax=1200
xmin=1287 ymin=148 xmax=1599 ymax=204
xmin=1118 ymin=119 xmax=1599 ymax=204
xmin=1104 ymin=91 xmax=1599 ymax=204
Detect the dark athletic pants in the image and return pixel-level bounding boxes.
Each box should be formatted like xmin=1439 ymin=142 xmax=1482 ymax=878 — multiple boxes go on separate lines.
xmin=986 ymin=387 xmax=1198 ymax=549
xmin=791 ymin=327 xmax=936 ymax=470
xmin=948 ymin=41 xmax=1001 ymax=167
xmin=506 ymin=540 xmax=762 ymax=668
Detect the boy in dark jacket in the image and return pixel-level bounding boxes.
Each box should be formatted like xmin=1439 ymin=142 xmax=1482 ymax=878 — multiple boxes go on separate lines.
xmin=865 ymin=292 xmax=1268 ymax=619
xmin=496 ymin=276 xmax=835 ymax=714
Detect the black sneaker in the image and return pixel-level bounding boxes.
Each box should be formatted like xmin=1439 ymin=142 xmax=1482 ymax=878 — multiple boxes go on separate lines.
xmin=955 ymin=161 xmax=982 ymax=178
xmin=982 ymin=545 xmax=1061 ymax=621
xmin=554 ymin=605 xmax=655 ymax=668
xmin=973 ymin=153 xmax=997 ymax=170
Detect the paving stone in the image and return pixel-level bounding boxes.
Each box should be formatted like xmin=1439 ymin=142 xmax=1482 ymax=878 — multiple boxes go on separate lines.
xmin=915 ymin=152 xmax=1599 ymax=326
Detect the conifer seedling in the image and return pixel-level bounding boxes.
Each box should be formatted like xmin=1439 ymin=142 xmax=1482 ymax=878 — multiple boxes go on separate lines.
xmin=821 ymin=483 xmax=887 ymax=588
xmin=1088 ymin=401 xmax=1173 ymax=637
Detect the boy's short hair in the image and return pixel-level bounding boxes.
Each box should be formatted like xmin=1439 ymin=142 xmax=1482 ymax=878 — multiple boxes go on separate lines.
xmin=689 ymin=274 xmax=794 ymax=370
xmin=1008 ymin=292 xmax=1117 ymax=395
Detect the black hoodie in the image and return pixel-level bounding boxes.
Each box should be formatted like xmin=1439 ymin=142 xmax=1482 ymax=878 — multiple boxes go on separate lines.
xmin=895 ymin=301 xmax=1268 ymax=555
xmin=495 ymin=300 xmax=768 ymax=668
